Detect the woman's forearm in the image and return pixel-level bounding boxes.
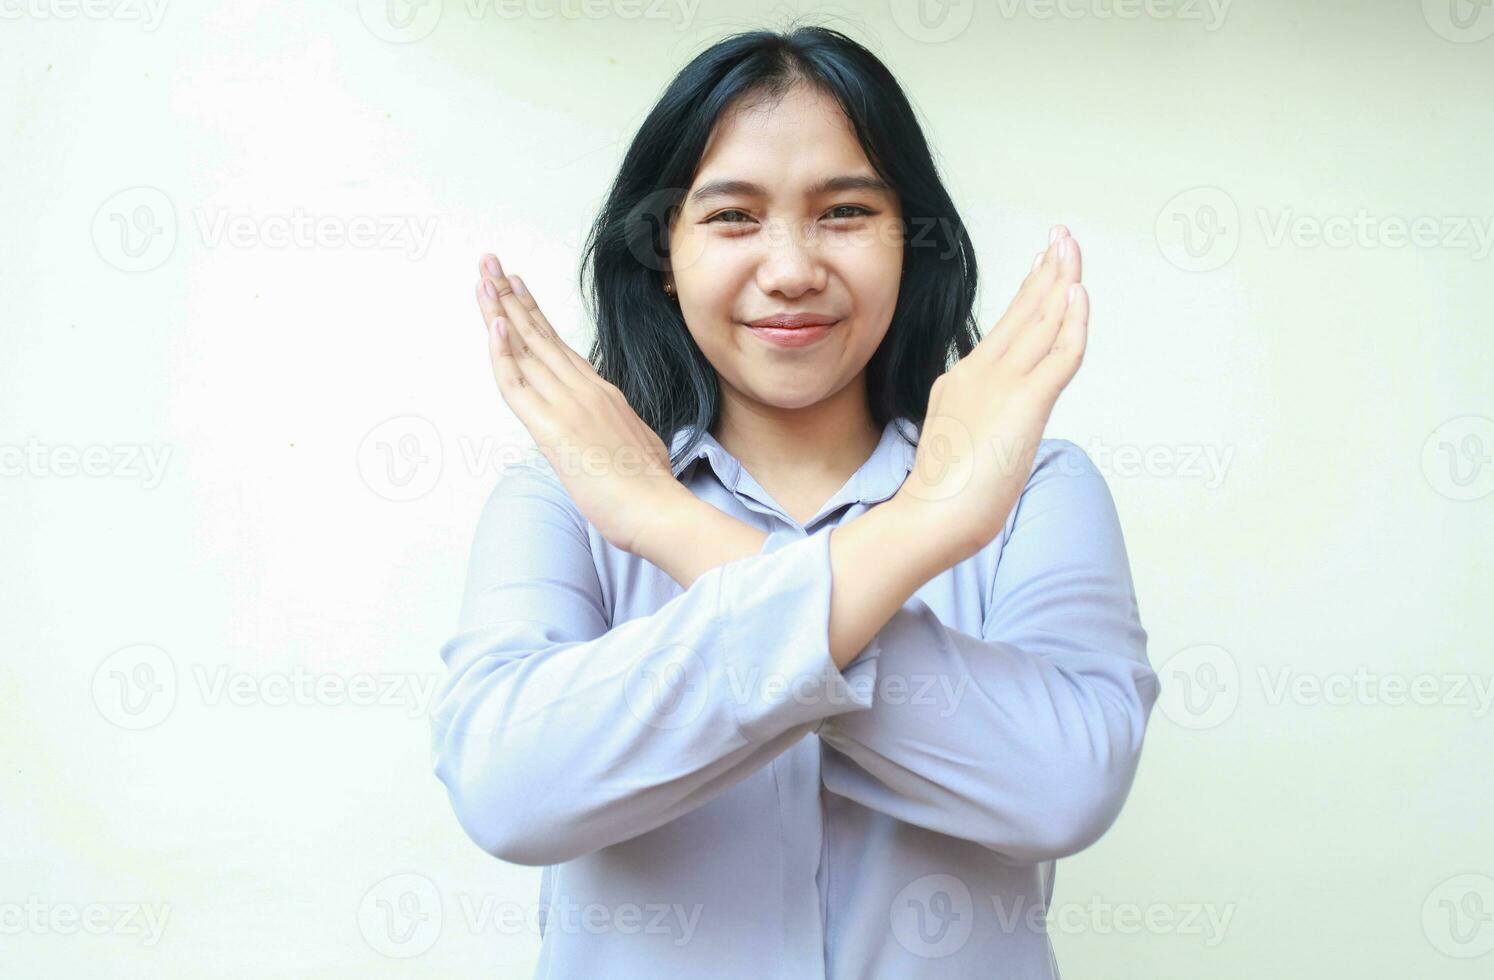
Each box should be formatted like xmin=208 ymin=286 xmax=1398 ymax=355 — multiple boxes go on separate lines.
xmin=638 ymin=491 xmax=968 ymax=672
xmin=823 ymin=495 xmax=963 ymax=670
xmin=638 ymin=494 xmax=771 ymax=587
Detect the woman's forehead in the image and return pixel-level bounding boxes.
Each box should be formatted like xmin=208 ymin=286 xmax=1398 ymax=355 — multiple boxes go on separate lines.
xmin=694 ymin=85 xmax=859 ymax=161
xmin=711 ymin=85 xmax=855 ymax=145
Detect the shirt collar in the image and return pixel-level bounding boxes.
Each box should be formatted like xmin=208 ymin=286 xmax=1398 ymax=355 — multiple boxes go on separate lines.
xmin=668 ymin=415 xmax=919 ymax=510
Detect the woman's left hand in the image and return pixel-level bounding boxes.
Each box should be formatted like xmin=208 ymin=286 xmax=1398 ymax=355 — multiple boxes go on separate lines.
xmin=474 ymin=253 xmax=685 ymax=558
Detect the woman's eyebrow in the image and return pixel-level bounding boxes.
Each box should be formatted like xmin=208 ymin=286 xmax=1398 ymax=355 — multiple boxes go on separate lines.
xmin=687 ymin=173 xmax=890 ymax=205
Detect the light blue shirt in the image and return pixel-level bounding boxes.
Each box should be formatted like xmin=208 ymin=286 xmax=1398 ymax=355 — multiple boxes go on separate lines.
xmin=431 ymin=416 xmax=1159 ymax=978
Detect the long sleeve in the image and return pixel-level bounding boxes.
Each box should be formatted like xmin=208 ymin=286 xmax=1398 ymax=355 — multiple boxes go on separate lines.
xmin=816 ymin=439 xmax=1160 ymax=866
xmin=429 ymin=459 xmax=877 ymax=867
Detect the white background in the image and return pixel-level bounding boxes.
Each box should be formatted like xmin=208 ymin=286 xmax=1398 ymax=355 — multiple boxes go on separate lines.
xmin=2 ymin=0 xmax=1491 ymax=976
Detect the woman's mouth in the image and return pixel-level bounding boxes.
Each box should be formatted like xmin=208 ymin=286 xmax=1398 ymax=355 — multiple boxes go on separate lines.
xmin=742 ymin=313 xmax=840 ymax=349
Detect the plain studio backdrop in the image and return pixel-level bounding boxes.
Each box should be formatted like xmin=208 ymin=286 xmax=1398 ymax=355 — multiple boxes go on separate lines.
xmin=2 ymin=1 xmax=1491 ymax=976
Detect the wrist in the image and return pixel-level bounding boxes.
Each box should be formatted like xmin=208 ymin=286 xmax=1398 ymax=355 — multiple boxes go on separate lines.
xmin=633 ymin=489 xmax=769 ymax=587
xmin=628 ymin=485 xmax=702 ymax=565
xmin=883 ymin=488 xmax=984 ymax=575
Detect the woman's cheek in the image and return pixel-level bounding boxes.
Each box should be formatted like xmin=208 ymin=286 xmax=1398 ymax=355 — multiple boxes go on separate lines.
xmin=685 ymin=250 xmax=749 ymax=313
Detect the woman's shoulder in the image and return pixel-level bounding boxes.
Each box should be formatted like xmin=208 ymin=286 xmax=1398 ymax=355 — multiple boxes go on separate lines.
xmin=1031 ymin=437 xmax=1103 ymax=481
xmin=479 ymin=448 xmax=588 ymax=530
xmin=1002 ymin=436 xmax=1124 ymax=541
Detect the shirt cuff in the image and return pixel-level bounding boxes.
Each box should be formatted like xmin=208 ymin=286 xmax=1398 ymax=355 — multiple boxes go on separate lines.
xmin=719 ymin=526 xmax=881 ymax=743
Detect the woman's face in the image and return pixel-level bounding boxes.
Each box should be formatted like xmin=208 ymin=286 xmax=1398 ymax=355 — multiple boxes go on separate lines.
xmin=666 ymin=83 xmax=904 ymax=412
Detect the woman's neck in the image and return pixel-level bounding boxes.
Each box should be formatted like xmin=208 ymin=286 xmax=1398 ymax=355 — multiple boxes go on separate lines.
xmin=710 ymin=384 xmax=884 ymax=500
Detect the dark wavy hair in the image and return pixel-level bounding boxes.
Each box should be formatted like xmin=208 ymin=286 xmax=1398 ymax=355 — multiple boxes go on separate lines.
xmin=578 ymin=23 xmax=980 ymax=468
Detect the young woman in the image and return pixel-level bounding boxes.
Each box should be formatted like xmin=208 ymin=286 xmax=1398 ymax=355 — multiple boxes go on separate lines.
xmin=432 ymin=25 xmax=1158 ymax=980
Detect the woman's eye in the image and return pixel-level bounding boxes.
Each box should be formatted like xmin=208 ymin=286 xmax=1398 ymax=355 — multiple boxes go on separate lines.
xmin=706 ymin=209 xmax=754 ymax=224
xmin=705 ymin=205 xmax=874 ymax=225
xmin=825 ymin=205 xmax=874 ymax=220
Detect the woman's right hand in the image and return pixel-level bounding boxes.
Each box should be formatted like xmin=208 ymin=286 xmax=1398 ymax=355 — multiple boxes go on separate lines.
xmin=474 ymin=253 xmax=688 ymax=560
xmin=895 ymin=225 xmax=1088 ymax=566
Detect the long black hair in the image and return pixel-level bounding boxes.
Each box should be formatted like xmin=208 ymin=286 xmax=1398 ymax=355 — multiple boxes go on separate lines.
xmin=578 ymin=23 xmax=980 ymax=469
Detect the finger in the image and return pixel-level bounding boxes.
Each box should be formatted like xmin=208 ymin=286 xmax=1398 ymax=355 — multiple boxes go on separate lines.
xmin=1033 ymin=282 xmax=1089 ymax=390
xmin=1021 ymin=229 xmax=1077 ymax=312
xmin=979 ymin=233 xmax=1064 ymax=359
xmin=1005 ymin=279 xmax=1071 ymax=374
xmin=1007 ymin=236 xmax=1083 ymax=372
xmin=481 ymin=255 xmax=582 ymax=385
xmin=477 ymin=275 xmax=503 ymax=332
xmin=476 ymin=254 xmax=510 ymax=332
xmin=1033 ymin=234 xmax=1082 ymax=329
xmin=488 ymin=313 xmax=550 ymax=421
xmin=508 ymin=275 xmax=594 ymax=379
xmin=493 ymin=313 xmax=567 ymax=406
xmin=480 ymin=273 xmax=581 ymax=381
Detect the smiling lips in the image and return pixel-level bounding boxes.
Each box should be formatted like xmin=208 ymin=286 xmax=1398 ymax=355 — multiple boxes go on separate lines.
xmin=743 ymin=312 xmax=840 ymax=348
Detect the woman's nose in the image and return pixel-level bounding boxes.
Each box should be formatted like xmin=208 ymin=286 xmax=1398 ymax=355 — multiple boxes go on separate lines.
xmin=754 ymin=219 xmax=826 ymax=297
